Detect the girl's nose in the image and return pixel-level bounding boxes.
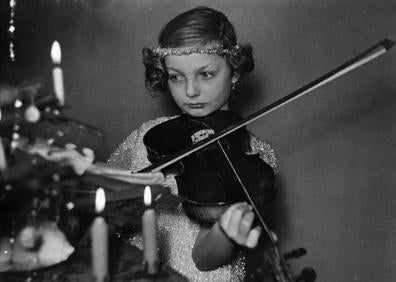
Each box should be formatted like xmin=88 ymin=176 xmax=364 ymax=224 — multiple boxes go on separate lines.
xmin=186 ymin=79 xmax=200 ymax=98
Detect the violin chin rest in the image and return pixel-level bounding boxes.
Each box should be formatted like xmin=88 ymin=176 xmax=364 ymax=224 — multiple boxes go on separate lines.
xmin=183 ymin=200 xmax=230 ymax=224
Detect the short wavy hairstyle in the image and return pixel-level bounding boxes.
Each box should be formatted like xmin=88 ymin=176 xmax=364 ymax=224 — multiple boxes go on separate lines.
xmin=142 ymin=6 xmax=255 ymax=93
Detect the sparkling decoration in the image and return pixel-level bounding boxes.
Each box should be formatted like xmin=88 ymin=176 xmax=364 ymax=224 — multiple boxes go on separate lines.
xmin=151 ymin=44 xmax=241 ymax=58
xmin=9 ymin=0 xmax=16 ymax=61
xmin=24 ymin=104 xmax=41 ymax=123
xmin=10 ymin=99 xmax=22 ymax=151
xmin=66 ymin=202 xmax=75 ymax=210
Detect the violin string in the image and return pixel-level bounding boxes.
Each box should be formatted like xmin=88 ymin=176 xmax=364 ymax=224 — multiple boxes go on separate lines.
xmin=185 ymin=118 xmax=277 ymax=244
xmin=215 ymin=140 xmax=276 ymax=246
xmin=270 ymin=244 xmax=294 ymax=281
xmin=216 ymin=140 xmax=296 ymax=280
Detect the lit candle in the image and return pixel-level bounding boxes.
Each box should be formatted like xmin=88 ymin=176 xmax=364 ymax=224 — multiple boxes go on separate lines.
xmin=51 ymin=40 xmax=65 ymax=106
xmin=142 ymin=185 xmax=159 ymax=274
xmin=91 ymin=188 xmax=108 ymax=282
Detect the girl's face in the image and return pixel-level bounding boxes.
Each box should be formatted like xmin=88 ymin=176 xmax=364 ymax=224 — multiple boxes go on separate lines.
xmin=165 ymin=53 xmax=239 ymax=117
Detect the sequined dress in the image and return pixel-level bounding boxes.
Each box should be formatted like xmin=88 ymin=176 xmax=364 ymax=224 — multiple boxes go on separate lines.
xmin=108 ymin=116 xmax=278 ymax=282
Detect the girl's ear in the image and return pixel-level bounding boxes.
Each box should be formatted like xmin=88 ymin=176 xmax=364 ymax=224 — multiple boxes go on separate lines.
xmin=231 ymin=72 xmax=241 ymax=84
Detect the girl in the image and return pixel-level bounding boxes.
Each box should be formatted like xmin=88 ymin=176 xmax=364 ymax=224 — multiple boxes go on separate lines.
xmin=109 ymin=6 xmax=278 ymax=281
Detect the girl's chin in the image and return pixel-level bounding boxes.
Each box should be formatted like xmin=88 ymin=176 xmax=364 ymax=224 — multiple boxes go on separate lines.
xmin=183 ymin=108 xmax=212 ymax=117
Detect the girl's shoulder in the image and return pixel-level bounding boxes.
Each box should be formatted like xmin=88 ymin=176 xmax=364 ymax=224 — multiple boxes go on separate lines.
xmin=137 ymin=115 xmax=179 ymax=136
xmin=108 ymin=115 xmax=178 ymax=170
xmin=247 ymin=133 xmax=279 ymax=174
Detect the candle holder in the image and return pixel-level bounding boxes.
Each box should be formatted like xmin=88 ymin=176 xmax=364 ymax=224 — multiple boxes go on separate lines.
xmin=90 ymin=274 xmax=110 ymax=282
xmin=131 ymin=259 xmax=169 ymax=280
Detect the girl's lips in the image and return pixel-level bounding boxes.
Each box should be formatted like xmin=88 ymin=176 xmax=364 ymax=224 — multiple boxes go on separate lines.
xmin=186 ymin=103 xmax=205 ymax=109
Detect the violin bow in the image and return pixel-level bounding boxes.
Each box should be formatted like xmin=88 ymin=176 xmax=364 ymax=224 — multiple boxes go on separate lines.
xmin=141 ymin=38 xmax=394 ymax=245
xmin=143 ymin=38 xmax=394 ymax=174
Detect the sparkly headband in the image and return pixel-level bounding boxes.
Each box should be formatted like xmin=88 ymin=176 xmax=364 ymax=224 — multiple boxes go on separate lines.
xmin=151 ymin=44 xmax=241 ymax=58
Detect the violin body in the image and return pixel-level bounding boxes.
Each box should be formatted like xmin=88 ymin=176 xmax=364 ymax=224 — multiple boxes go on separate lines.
xmin=144 ymin=110 xmax=276 ymax=223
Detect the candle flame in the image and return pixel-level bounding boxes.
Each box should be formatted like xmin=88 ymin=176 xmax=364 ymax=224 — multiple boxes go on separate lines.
xmin=144 ymin=186 xmax=152 ymax=206
xmin=95 ymin=187 xmax=106 ymax=213
xmin=51 ymin=41 xmax=61 ymax=64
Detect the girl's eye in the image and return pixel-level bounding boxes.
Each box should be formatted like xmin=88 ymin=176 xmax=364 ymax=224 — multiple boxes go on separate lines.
xmin=168 ymin=74 xmax=184 ymax=82
xmin=200 ymin=72 xmax=214 ymax=79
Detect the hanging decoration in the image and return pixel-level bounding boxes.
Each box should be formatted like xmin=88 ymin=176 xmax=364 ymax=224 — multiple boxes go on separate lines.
xmin=9 ymin=0 xmax=16 ymax=61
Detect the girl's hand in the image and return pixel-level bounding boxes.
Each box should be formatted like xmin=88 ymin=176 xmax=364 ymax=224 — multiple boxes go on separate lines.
xmin=218 ymin=202 xmax=262 ymax=248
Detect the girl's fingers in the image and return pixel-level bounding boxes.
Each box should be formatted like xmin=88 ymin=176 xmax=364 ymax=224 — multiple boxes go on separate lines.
xmin=218 ymin=202 xmax=264 ymax=248
xmin=238 ymin=210 xmax=255 ymax=238
xmin=220 ymin=202 xmax=257 ymax=245
xmin=246 ymin=226 xmax=262 ymax=249
xmin=220 ymin=202 xmax=248 ymax=232
xmin=227 ymin=205 xmax=249 ymax=239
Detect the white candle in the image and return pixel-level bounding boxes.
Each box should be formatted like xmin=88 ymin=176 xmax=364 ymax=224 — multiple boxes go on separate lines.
xmin=51 ymin=41 xmax=65 ymax=106
xmin=142 ymin=185 xmax=158 ymax=274
xmin=91 ymin=188 xmax=108 ymax=281
xmin=0 ymin=137 xmax=7 ymax=171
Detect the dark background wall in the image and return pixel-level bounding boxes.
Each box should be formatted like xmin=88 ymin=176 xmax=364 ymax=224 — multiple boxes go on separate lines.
xmin=1 ymin=0 xmax=395 ymax=281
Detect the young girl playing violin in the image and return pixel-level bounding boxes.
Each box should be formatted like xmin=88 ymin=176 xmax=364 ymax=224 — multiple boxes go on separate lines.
xmin=108 ymin=6 xmax=278 ymax=281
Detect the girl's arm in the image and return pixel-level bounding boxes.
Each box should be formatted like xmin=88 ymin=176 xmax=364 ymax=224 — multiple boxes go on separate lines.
xmin=192 ymin=202 xmax=262 ymax=271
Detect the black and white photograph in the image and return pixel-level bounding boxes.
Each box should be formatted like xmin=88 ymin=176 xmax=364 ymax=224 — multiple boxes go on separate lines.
xmin=0 ymin=1 xmax=395 ymax=281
